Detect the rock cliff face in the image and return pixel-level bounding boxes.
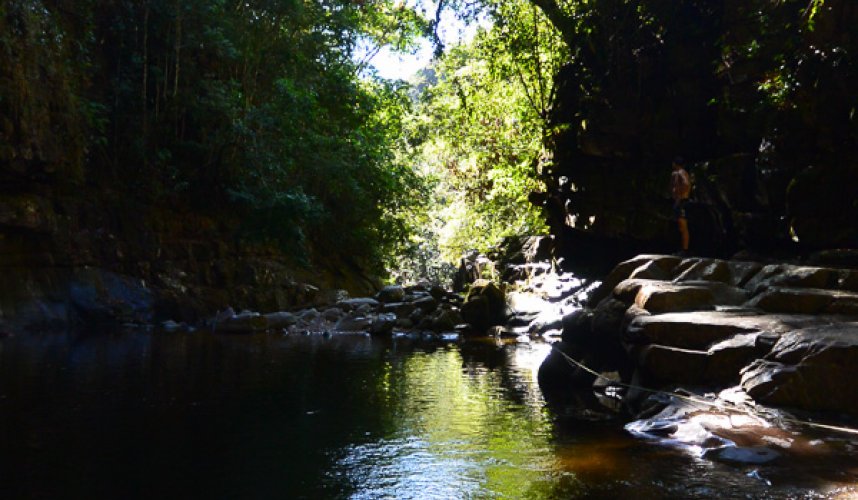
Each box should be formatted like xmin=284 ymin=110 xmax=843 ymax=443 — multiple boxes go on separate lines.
xmin=536 ymin=1 xmax=858 ymax=264
xmin=541 ymin=254 xmax=858 ymax=416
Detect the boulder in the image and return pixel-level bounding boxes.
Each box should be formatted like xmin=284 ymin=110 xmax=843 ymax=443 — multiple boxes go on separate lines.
xmin=591 ymin=298 xmax=628 ymax=338
xmin=741 ymin=324 xmax=858 ymax=415
xmin=317 ymin=289 xmax=349 ymax=307
xmin=681 ymin=280 xmax=750 ymax=305
xmin=264 ymin=311 xmax=298 ymax=329
xmin=705 ymin=446 xmax=781 ymax=465
xmin=430 ymin=308 xmax=463 ymax=332
xmin=529 ymin=316 xmax=563 ymax=335
xmin=703 ymin=333 xmax=772 ymax=385
xmin=628 ymin=260 xmax=671 ymax=281
xmin=321 ymin=307 xmax=344 ymax=322
xmin=214 ymin=311 xmax=267 ymax=333
xmin=404 ymin=291 xmax=430 ymax=302
xmin=538 ymin=342 xmax=600 ymax=389
xmin=369 ymin=313 xmax=396 ymax=335
xmin=382 ymin=302 xmax=418 ymax=318
xmin=377 ymin=285 xmax=405 ymax=303
xmin=487 ymin=325 xmax=516 ymax=337
xmin=673 ymin=259 xmax=731 ymax=283
xmin=337 ymin=297 xmax=380 ymax=312
xmin=395 ymin=317 xmax=414 ymax=328
xmin=614 ymin=279 xmax=748 ymax=312
xmin=334 ymin=313 xmax=373 ymax=332
xmin=429 ymin=285 xmax=447 ymax=300
xmin=743 ymin=264 xmax=833 ymax=294
xmin=461 ymin=281 xmax=507 ymax=332
xmin=726 ymin=261 xmax=765 ymax=287
xmin=580 ymin=297 xmax=634 ymax=374
xmin=412 ymin=295 xmax=439 ymax=313
xmin=521 ymin=235 xmax=553 ymax=262
xmin=507 ymin=312 xmax=540 ymax=328
xmin=297 ymin=308 xmax=320 ymax=323
xmin=633 ymin=282 xmax=716 ymax=313
xmin=624 ymin=311 xmax=823 ymax=350
xmin=837 ymin=269 xmax=858 ymax=292
xmin=561 ymin=309 xmax=594 ymax=345
xmin=612 ymin=279 xmax=653 ymax=304
xmin=587 ymin=255 xmax=681 ymax=306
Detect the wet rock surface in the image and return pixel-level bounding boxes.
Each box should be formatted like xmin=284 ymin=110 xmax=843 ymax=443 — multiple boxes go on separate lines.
xmin=540 ymin=253 xmax=858 ymax=463
xmin=197 ymin=281 xmax=472 ymax=343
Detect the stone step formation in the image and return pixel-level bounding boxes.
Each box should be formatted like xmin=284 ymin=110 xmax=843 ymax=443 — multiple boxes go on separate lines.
xmin=543 ymin=254 xmax=858 ymax=416
xmin=537 ymin=253 xmax=858 ymax=466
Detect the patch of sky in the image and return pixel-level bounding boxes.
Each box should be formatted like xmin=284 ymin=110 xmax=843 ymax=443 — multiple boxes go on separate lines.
xmin=355 ymin=0 xmax=491 ymax=81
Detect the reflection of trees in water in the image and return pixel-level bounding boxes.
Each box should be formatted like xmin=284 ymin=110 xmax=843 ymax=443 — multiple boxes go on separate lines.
xmin=457 ymin=341 xmax=545 ymax=410
xmin=362 ymin=340 xmax=559 ymax=499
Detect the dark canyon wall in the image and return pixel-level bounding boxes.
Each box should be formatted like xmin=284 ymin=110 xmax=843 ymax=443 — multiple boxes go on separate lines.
xmin=536 ymin=0 xmax=858 ymax=267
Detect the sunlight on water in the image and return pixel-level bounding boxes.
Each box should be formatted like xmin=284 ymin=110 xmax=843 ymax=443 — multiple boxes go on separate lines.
xmin=334 ymin=344 xmax=559 ymax=499
xmin=2 ymin=331 xmax=857 ymax=498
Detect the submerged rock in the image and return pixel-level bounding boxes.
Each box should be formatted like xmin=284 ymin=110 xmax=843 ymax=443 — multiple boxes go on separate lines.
xmin=704 ymin=446 xmax=782 ymax=465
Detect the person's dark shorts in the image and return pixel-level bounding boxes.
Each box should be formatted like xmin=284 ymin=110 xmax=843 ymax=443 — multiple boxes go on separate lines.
xmin=673 ymin=199 xmax=689 ymax=219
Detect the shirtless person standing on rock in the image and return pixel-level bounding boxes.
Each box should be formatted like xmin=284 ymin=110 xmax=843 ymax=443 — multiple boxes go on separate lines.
xmin=671 ymin=157 xmax=691 ymax=255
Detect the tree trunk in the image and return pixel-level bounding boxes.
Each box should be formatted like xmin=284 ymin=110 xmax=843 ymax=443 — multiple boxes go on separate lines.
xmin=527 ymin=0 xmax=576 ymax=49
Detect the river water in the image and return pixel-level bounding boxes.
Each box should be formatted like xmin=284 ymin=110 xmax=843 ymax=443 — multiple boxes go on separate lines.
xmin=1 ymin=330 xmax=856 ymax=498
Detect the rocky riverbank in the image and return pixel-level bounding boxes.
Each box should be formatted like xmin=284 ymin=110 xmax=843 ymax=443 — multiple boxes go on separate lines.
xmin=538 ymin=253 xmax=858 ymax=464
xmin=0 ymin=190 xmax=379 ymax=334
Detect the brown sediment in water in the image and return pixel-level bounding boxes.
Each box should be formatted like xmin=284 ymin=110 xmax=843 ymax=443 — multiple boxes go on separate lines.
xmin=553 ymin=436 xmax=638 ymax=476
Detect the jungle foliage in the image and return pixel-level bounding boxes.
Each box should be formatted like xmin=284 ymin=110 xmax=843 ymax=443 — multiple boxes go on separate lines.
xmin=0 ymin=0 xmax=429 ymax=272
xmin=3 ymin=0 xmax=855 ymax=281
xmin=400 ymin=0 xmax=563 ymax=266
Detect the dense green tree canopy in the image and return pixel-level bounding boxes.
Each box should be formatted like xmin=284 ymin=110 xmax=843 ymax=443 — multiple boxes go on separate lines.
xmin=400 ymin=0 xmax=562 ymax=264
xmin=3 ymin=0 xmax=856 ymax=284
xmin=1 ymin=0 xmax=431 ymax=273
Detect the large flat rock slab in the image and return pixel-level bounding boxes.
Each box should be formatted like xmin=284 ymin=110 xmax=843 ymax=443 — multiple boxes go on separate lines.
xmin=741 ymin=323 xmax=858 ymax=415
xmin=613 ymin=279 xmax=749 ymax=314
xmin=625 ymin=311 xmax=831 ymax=350
xmin=673 ymin=258 xmax=763 ymax=287
xmin=745 ymin=286 xmax=858 ymax=315
xmin=587 ymin=255 xmax=682 ymax=306
xmin=743 ymin=264 xmax=835 ymax=293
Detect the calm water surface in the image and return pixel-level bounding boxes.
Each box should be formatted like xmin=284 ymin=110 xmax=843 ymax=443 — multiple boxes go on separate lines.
xmin=1 ymin=330 xmax=856 ymax=498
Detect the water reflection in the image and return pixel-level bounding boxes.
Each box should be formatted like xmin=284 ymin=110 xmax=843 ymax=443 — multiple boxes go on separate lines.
xmin=334 ymin=343 xmax=558 ymax=499
xmin=0 ymin=330 xmax=856 ymax=499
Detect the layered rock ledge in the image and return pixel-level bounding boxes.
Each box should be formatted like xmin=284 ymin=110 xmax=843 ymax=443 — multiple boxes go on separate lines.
xmin=540 ymin=254 xmax=858 ymax=417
